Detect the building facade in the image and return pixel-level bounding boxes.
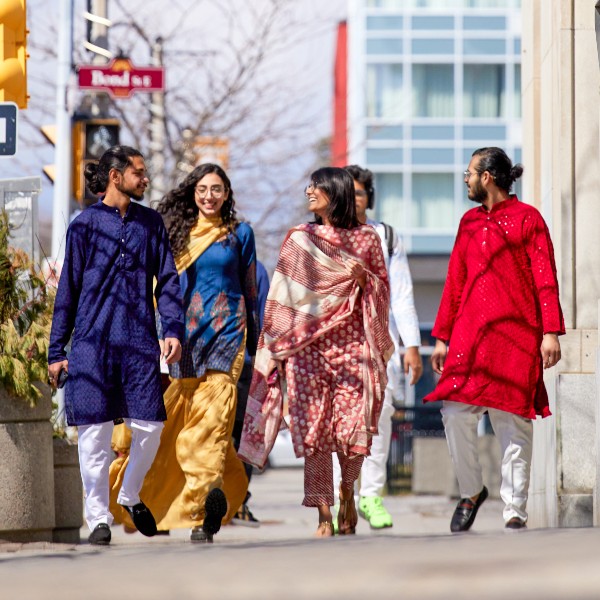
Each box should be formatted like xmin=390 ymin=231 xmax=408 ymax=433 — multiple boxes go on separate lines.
xmin=338 ymin=0 xmax=523 ymax=407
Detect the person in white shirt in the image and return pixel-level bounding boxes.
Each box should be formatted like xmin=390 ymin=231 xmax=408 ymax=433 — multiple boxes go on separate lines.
xmin=332 ymin=164 xmax=423 ymax=530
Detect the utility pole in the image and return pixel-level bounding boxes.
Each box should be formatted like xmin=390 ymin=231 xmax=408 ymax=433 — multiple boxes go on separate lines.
xmin=148 ymin=37 xmax=166 ymax=207
xmin=50 ymin=0 xmax=73 ymax=263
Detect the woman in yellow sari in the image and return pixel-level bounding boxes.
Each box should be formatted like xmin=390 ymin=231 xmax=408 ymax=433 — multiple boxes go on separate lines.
xmin=110 ymin=163 xmax=259 ymax=543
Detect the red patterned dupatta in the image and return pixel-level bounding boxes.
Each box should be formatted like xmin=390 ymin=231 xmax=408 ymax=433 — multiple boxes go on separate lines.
xmin=239 ymin=223 xmax=394 ymax=469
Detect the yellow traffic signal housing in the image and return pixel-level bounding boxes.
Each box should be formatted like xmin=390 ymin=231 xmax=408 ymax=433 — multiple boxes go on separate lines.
xmin=0 ymin=0 xmax=28 ymax=108
xmin=72 ymin=118 xmax=120 ymax=205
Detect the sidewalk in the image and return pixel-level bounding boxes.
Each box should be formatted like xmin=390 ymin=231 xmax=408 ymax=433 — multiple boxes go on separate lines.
xmin=1 ymin=467 xmax=600 ymax=599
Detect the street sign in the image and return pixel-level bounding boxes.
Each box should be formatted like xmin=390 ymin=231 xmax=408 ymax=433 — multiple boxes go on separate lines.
xmin=77 ymin=57 xmax=165 ymax=98
xmin=0 ymin=102 xmax=17 ymax=156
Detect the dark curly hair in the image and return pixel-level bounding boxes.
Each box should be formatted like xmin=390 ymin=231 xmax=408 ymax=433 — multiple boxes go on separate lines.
xmin=156 ymin=163 xmax=238 ymax=258
xmin=84 ymin=145 xmax=143 ymax=194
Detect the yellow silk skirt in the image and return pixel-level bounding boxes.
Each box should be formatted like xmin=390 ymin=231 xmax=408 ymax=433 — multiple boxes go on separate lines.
xmin=109 ymin=342 xmax=248 ymax=530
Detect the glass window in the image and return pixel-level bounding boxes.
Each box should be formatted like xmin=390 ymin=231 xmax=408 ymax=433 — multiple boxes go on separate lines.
xmin=411 ymin=173 xmax=454 ymax=229
xmin=373 ymin=173 xmax=404 ymax=226
xmin=463 ymin=65 xmax=506 ymax=118
xmin=412 ymin=64 xmax=454 ymax=118
xmin=367 ymin=38 xmax=403 ymax=55
xmin=463 ymin=16 xmax=506 ymax=31
xmin=411 ymin=39 xmax=454 ymax=55
xmin=463 ymin=124 xmax=507 ymax=139
xmin=367 ymin=125 xmax=404 ymax=141
xmin=412 ymin=125 xmax=454 ymax=140
xmin=412 ymin=148 xmax=454 ymax=165
xmin=367 ymin=64 xmax=405 ymax=118
xmin=514 ymin=64 xmax=521 ymax=118
xmin=367 ymin=148 xmax=404 ymax=164
xmin=412 ymin=16 xmax=454 ymax=30
xmin=514 ymin=39 xmax=521 ymax=54
xmin=464 ymin=39 xmax=506 ymax=55
xmin=367 ymin=16 xmax=403 ymax=30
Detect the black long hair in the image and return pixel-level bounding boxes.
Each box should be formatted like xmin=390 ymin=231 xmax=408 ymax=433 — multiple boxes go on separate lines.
xmin=156 ymin=163 xmax=238 ymax=258
xmin=84 ymin=145 xmax=143 ymax=194
xmin=472 ymin=147 xmax=523 ymax=193
xmin=310 ymin=167 xmax=359 ymax=229
xmin=344 ymin=164 xmax=375 ymax=209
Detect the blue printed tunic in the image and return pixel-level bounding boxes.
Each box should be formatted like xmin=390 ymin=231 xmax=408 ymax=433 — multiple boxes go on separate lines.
xmin=48 ymin=200 xmax=184 ymax=426
xmin=170 ymin=222 xmax=259 ymax=379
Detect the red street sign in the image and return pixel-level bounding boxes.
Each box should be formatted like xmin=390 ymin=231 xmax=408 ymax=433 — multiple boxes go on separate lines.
xmin=77 ymin=58 xmax=165 ymax=98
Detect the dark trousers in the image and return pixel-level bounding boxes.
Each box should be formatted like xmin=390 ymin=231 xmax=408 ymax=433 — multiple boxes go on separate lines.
xmin=233 ymin=362 xmax=254 ymax=498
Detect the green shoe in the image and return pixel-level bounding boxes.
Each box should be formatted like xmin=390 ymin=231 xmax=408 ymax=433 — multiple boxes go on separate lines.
xmin=332 ymin=504 xmax=340 ymax=534
xmin=358 ymin=496 xmax=393 ymax=529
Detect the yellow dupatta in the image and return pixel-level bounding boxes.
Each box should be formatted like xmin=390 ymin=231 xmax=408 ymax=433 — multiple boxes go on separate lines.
xmin=174 ymin=214 xmax=229 ymax=274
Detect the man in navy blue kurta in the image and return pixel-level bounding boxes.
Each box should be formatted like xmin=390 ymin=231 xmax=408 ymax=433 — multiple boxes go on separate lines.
xmin=48 ymin=146 xmax=184 ymax=545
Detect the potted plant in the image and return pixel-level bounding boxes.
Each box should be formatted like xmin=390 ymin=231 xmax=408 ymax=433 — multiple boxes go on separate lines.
xmin=0 ymin=210 xmax=57 ymax=542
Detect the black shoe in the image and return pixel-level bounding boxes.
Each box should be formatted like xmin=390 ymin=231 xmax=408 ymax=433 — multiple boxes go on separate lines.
xmin=231 ymin=503 xmax=260 ymax=528
xmin=202 ymin=488 xmax=228 ymax=538
xmin=88 ymin=523 xmax=111 ymax=545
xmin=450 ymin=486 xmax=489 ymax=533
xmin=505 ymin=517 xmax=527 ymax=531
xmin=190 ymin=526 xmax=212 ymax=543
xmin=120 ymin=501 xmax=157 ymax=537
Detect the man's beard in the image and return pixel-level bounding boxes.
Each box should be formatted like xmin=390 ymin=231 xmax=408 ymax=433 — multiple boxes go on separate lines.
xmin=468 ymin=181 xmax=487 ymax=204
xmin=117 ymin=181 xmax=144 ymax=201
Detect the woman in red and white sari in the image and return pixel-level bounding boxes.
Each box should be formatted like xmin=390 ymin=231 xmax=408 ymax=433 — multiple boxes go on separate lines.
xmin=239 ymin=167 xmax=394 ymax=537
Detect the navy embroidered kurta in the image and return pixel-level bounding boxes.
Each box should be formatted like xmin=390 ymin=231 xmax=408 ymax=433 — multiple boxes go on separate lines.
xmin=49 ymin=200 xmax=184 ymax=426
xmin=170 ymin=222 xmax=259 ymax=379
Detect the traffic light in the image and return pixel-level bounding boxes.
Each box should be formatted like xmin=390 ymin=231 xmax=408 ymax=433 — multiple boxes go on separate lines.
xmin=72 ymin=118 xmax=120 ymax=205
xmin=0 ymin=0 xmax=28 ymax=108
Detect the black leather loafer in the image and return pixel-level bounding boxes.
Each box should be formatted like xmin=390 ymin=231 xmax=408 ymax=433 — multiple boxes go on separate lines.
xmin=88 ymin=523 xmax=111 ymax=545
xmin=450 ymin=486 xmax=489 ymax=533
xmin=120 ymin=501 xmax=157 ymax=537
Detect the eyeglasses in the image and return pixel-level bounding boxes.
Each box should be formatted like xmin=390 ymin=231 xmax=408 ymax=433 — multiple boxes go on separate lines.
xmin=463 ymin=170 xmax=476 ymax=180
xmin=354 ymin=190 xmax=368 ymax=198
xmin=304 ymin=182 xmax=320 ymax=195
xmin=195 ymin=185 xmax=226 ymax=199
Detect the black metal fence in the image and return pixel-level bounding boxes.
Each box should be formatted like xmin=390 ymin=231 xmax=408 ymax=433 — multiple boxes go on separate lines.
xmin=386 ymin=403 xmax=446 ymax=494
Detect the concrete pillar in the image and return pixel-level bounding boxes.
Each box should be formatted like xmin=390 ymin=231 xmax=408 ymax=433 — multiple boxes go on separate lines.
xmin=0 ymin=386 xmax=55 ymax=542
xmin=523 ymin=0 xmax=600 ymax=528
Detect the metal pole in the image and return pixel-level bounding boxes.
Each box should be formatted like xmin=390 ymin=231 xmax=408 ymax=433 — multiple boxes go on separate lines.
xmin=149 ymin=37 xmax=166 ymax=207
xmin=50 ymin=0 xmax=74 ymax=262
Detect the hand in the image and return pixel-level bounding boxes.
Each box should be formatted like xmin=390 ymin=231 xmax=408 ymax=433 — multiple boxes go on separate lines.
xmin=267 ymin=358 xmax=284 ymax=379
xmin=541 ymin=333 xmax=561 ymax=369
xmin=345 ymin=259 xmax=367 ymax=289
xmin=403 ymin=346 xmax=423 ymax=385
xmin=48 ymin=359 xmax=68 ymax=389
xmin=431 ymin=339 xmax=447 ymax=375
xmin=163 ymin=337 xmax=182 ymax=364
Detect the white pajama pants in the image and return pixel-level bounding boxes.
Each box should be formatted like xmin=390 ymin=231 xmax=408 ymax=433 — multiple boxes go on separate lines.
xmin=441 ymin=401 xmax=533 ymax=523
xmin=332 ymin=382 xmax=395 ymax=498
xmin=78 ymin=418 xmax=163 ymax=531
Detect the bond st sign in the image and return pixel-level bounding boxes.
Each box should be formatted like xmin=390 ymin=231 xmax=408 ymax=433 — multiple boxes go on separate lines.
xmin=77 ymin=58 xmax=165 ymax=98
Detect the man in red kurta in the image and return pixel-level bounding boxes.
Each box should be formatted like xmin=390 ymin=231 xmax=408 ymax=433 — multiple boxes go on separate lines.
xmin=424 ymin=147 xmax=565 ymax=532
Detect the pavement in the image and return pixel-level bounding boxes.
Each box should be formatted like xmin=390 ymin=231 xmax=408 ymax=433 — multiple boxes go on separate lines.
xmin=1 ymin=467 xmax=600 ymax=599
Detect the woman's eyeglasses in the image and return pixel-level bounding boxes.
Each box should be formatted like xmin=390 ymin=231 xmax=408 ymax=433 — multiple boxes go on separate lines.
xmin=304 ymin=182 xmax=319 ymax=195
xmin=195 ymin=185 xmax=225 ymax=199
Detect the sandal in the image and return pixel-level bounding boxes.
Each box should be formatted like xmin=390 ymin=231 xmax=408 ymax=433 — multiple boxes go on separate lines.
xmin=337 ymin=487 xmax=357 ymax=535
xmin=315 ymin=521 xmax=334 ymax=538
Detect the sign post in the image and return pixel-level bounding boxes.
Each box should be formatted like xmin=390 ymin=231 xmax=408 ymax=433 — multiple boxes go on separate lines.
xmin=77 ymin=57 xmax=165 ymax=98
xmin=0 ymin=102 xmax=17 ymax=157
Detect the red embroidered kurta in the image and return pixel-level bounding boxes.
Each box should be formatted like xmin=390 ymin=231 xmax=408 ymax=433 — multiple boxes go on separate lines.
xmin=424 ymin=197 xmax=565 ymax=418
